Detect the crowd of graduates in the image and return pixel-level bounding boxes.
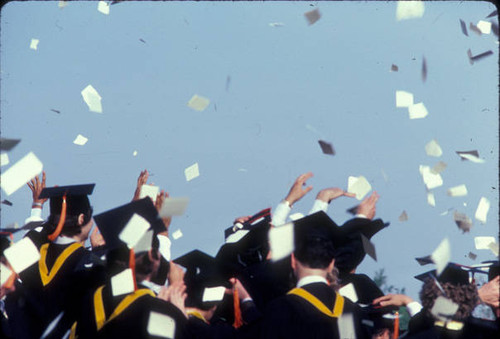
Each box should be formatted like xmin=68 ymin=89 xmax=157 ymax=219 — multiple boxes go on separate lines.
xmin=0 ymin=170 xmax=498 ymax=339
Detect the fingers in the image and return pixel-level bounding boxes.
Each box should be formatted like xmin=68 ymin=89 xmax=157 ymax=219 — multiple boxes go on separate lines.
xmin=372 ymin=295 xmax=390 ymax=304
xmin=343 ymin=191 xmax=356 ymax=198
xmin=304 ymin=186 xmax=313 ymax=194
xmin=41 ymin=171 xmax=46 ymax=187
xmin=297 ymin=172 xmax=313 ymax=184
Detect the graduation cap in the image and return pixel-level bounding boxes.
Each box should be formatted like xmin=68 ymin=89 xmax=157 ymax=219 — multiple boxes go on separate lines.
xmin=0 ymin=138 xmax=21 ymax=151
xmin=338 ymin=217 xmax=389 ymax=240
xmin=293 ymin=211 xmax=341 ymax=245
xmin=93 ymin=198 xmax=166 ymax=251
xmin=174 ymin=250 xmax=229 ymax=309
xmin=340 ymin=273 xmax=385 ymax=305
xmin=414 ymin=263 xmax=470 ymax=285
xmin=38 ymin=184 xmax=95 ymax=241
xmin=223 ymin=208 xmax=271 ymax=241
xmin=0 ymin=232 xmax=13 ymax=257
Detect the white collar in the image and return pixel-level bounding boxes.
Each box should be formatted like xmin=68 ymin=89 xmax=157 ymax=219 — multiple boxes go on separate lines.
xmin=140 ymin=280 xmax=163 ymax=295
xmin=53 ymin=236 xmax=77 ymax=245
xmin=297 ymin=275 xmax=328 ymax=288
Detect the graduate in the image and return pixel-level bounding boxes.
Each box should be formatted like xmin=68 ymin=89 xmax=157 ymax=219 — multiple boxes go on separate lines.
xmin=260 ymin=211 xmax=371 ymax=339
xmin=4 ymin=184 xmax=106 ymax=339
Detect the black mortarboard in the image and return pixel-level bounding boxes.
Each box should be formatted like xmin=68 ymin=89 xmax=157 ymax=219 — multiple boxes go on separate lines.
xmin=175 ymin=250 xmax=229 ymax=309
xmin=338 ymin=217 xmax=389 ymax=240
xmin=93 ymin=198 xmax=166 ymax=251
xmin=0 ymin=138 xmax=21 ymax=151
xmin=415 ymin=255 xmax=434 ymax=266
xmin=40 ymin=184 xmax=95 ymax=217
xmin=293 ymin=211 xmax=341 ymax=247
xmin=415 ymin=263 xmax=470 ymax=285
xmin=223 ymin=208 xmax=271 ymax=240
xmin=217 ymin=208 xmax=272 ymax=275
xmin=483 ymin=261 xmax=500 ymax=281
xmin=340 ymin=273 xmax=385 ymax=305
xmin=0 ymin=233 xmax=12 ymax=257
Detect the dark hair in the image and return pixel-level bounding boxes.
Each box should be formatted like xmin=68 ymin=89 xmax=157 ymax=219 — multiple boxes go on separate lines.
xmin=420 ymin=279 xmax=479 ymax=321
xmin=134 ymin=249 xmax=160 ymax=283
xmin=48 ymin=206 xmax=93 ymax=237
xmin=294 ymin=235 xmax=335 ymax=269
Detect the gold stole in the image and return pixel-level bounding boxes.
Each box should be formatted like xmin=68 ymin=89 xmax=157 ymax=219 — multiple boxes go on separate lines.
xmin=288 ymin=287 xmax=344 ymax=318
xmin=93 ymin=285 xmax=155 ymax=331
xmin=39 ymin=243 xmax=83 ymax=286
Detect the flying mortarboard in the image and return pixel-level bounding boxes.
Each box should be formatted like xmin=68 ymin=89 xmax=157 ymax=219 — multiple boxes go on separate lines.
xmin=0 ymin=138 xmax=21 ymax=151
xmin=93 ymin=198 xmax=166 ymax=251
xmin=414 ymin=263 xmax=470 ymax=285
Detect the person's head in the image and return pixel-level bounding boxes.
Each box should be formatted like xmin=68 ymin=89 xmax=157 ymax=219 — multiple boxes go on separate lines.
xmin=292 ymin=234 xmax=336 ymax=270
xmin=135 ymin=248 xmax=162 ymax=283
xmin=419 ymin=278 xmax=479 ymax=321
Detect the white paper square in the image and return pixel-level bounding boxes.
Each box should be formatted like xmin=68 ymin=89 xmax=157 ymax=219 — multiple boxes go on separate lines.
xmin=396 ymin=1 xmax=425 ymax=21
xmin=225 ymin=230 xmax=249 ymax=244
xmin=184 ymin=163 xmax=200 ymax=181
xmin=395 ymin=90 xmax=414 ymax=107
xmin=427 ymin=192 xmax=436 ymax=207
xmin=73 ymin=134 xmax=88 ymax=146
xmin=119 ymin=214 xmax=150 ymax=249
xmin=1 ymin=152 xmax=43 ymax=196
xmin=419 ymin=165 xmax=443 ymax=190
xmin=159 ymin=197 xmax=189 ymax=217
xmin=338 ymin=313 xmax=356 ymax=339
xmin=398 ymin=211 xmax=408 ymax=222
xmin=347 ymin=175 xmax=372 ymax=200
xmin=187 ymin=95 xmax=210 ymax=112
xmin=0 ymin=263 xmax=13 ymax=286
xmin=269 ymin=223 xmax=294 ymax=261
xmin=139 ymin=184 xmax=159 ymax=204
xmin=4 ymin=238 xmax=40 ymax=274
xmin=58 ymin=1 xmax=68 ymax=9
xmin=408 ymin=102 xmax=428 ymax=119
xmin=488 ymin=242 xmax=499 ymax=256
xmin=425 ymin=139 xmax=442 ymax=157
xmin=0 ymin=153 xmax=9 ymax=167
xmin=81 ymin=85 xmax=103 ymax=113
xmin=172 ymin=229 xmax=183 ymax=240
xmin=97 ymin=1 xmax=110 ymax=15
xmin=475 ymin=197 xmax=490 ymax=224
xmin=111 ymin=268 xmax=135 ymax=296
xmin=269 ymin=22 xmax=285 ymax=27
xmin=202 ymin=286 xmax=226 ymax=302
xmin=447 ymin=185 xmax=468 ymax=197
xmin=135 ymin=230 xmax=154 ymax=254
xmin=339 ymin=283 xmax=358 ymax=303
xmin=30 ymin=38 xmax=39 ymax=50
xmin=431 ymin=296 xmax=458 ymax=321
xmin=474 ymin=236 xmax=496 ymax=250
xmin=147 ymin=311 xmax=175 ymax=338
xmin=431 ymin=238 xmax=450 ymax=275
xmin=133 ymin=150 xmax=138 ymax=156
xmin=288 ymin=213 xmax=304 ymax=221
xmin=477 ymin=20 xmax=491 ymax=34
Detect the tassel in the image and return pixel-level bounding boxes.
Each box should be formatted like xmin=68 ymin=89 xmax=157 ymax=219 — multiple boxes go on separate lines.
xmin=48 ymin=195 xmax=67 ymax=241
xmin=393 ymin=311 xmax=399 ymax=339
xmin=232 ymin=287 xmax=243 ymax=328
xmin=129 ymin=248 xmax=137 ymax=291
xmin=3 ymin=272 xmax=17 ymax=289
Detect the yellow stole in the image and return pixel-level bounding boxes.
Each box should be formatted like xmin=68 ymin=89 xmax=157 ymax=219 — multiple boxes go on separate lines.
xmin=435 ymin=320 xmax=464 ymax=331
xmin=187 ymin=310 xmax=209 ymax=324
xmin=93 ymin=285 xmax=155 ymax=331
xmin=39 ymin=243 xmax=83 ymax=286
xmin=288 ymin=287 xmax=344 ymax=318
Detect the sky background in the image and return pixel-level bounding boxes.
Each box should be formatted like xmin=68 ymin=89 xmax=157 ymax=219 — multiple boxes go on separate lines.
xmin=1 ymin=0 xmax=498 ymax=300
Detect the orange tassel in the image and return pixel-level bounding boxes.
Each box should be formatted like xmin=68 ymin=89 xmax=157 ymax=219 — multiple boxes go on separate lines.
xmin=232 ymin=287 xmax=243 ymax=328
xmin=129 ymin=248 xmax=137 ymax=291
xmin=393 ymin=311 xmax=399 ymax=339
xmin=48 ymin=195 xmax=67 ymax=241
xmin=3 ymin=272 xmax=17 ymax=289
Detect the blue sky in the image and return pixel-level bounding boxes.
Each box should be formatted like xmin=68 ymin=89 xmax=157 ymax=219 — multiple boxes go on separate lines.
xmin=1 ymin=1 xmax=498 ymax=299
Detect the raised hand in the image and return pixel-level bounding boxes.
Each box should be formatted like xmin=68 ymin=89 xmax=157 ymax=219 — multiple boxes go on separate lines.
xmin=132 ymin=169 xmax=149 ymax=201
xmin=158 ymin=282 xmax=187 ymax=317
xmin=155 ymin=190 xmax=171 ymax=234
xmin=168 ymin=261 xmax=185 ymax=286
xmin=285 ymin=172 xmax=314 ymax=206
xmin=372 ymin=294 xmax=413 ymax=307
xmin=357 ymin=191 xmax=380 ymax=220
xmin=27 ymin=171 xmax=48 ymax=206
xmin=478 ymin=276 xmax=500 ymax=308
xmin=316 ymin=187 xmax=355 ymax=203
xmin=90 ymin=226 xmax=105 ymax=248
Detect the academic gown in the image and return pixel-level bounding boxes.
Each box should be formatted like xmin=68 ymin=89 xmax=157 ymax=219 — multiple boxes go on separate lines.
xmin=5 ymin=242 xmax=105 ymax=338
xmin=77 ymin=283 xmax=188 ymax=339
xmin=186 ymin=300 xmax=262 ymax=339
xmin=260 ymin=282 xmax=371 ymax=339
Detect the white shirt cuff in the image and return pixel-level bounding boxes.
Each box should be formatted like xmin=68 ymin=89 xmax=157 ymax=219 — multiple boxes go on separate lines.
xmin=309 ymin=199 xmax=329 ymax=215
xmin=406 ymin=301 xmax=423 ymax=317
xmin=354 ymin=213 xmax=368 ymax=219
xmin=157 ymin=234 xmax=171 ymax=261
xmin=24 ymin=208 xmax=44 ymax=225
xmin=272 ymin=201 xmax=291 ymax=226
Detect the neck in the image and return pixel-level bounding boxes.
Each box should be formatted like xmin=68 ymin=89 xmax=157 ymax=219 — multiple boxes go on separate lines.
xmin=296 ymin=266 xmax=328 ymax=281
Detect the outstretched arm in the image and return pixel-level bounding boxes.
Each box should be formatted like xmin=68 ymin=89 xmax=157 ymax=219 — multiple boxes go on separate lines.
xmin=272 ymin=172 xmax=314 ymax=226
xmin=132 ymin=169 xmax=149 ymax=201
xmin=309 ymin=187 xmax=356 ymax=214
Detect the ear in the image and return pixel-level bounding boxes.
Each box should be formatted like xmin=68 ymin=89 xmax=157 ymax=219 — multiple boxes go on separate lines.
xmin=291 ymin=253 xmax=297 ymax=270
xmin=77 ymin=213 xmax=85 ymax=226
xmin=327 ymin=258 xmax=335 ymax=272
